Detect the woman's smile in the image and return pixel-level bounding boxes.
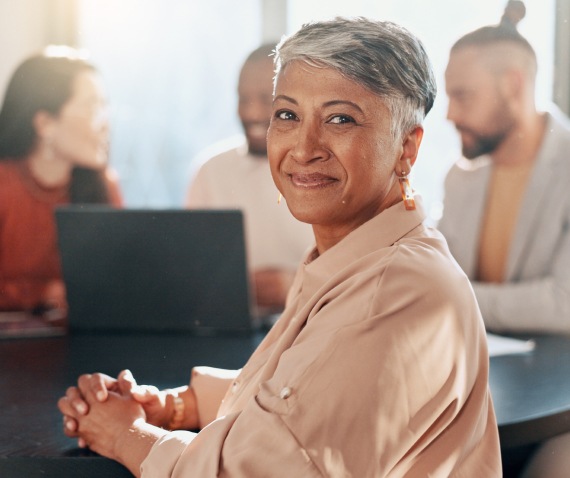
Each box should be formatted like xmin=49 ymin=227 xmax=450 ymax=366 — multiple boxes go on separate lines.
xmin=288 ymin=172 xmax=338 ymax=188
xmin=267 ymin=60 xmax=404 ymax=246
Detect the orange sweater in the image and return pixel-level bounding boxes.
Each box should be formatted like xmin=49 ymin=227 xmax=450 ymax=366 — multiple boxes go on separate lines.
xmin=0 ymin=159 xmax=122 ymax=311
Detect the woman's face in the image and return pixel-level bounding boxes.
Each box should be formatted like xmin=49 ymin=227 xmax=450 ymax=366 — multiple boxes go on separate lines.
xmin=268 ymin=61 xmax=404 ymax=246
xmin=49 ymin=70 xmax=109 ymax=169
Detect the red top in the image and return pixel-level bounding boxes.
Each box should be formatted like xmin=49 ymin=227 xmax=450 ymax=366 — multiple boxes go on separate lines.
xmin=0 ymin=159 xmax=122 ymax=311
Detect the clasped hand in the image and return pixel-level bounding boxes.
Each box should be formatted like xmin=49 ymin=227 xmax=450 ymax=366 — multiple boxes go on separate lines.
xmin=57 ymin=369 xmax=168 ymax=458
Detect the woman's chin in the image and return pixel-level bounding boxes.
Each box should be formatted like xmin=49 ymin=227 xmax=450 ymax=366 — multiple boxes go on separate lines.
xmin=286 ymin=203 xmax=335 ymax=227
xmin=73 ymin=153 xmax=108 ymax=170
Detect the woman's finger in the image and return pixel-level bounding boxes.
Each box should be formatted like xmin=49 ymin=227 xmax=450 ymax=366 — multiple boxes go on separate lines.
xmin=117 ymin=369 xmax=136 ymax=395
xmin=78 ymin=372 xmax=117 ymax=402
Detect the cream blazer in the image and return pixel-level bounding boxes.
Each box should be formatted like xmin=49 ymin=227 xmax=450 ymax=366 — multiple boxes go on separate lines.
xmin=141 ymin=198 xmax=501 ymax=477
xmin=439 ymin=109 xmax=570 ymax=334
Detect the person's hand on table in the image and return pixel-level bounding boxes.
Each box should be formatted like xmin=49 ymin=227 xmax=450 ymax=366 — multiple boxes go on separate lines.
xmin=58 ymin=369 xmax=198 ymax=448
xmin=59 ymin=372 xmax=171 ymax=477
xmin=59 ymin=370 xmax=141 ymax=447
xmin=69 ymin=385 xmax=146 ymax=460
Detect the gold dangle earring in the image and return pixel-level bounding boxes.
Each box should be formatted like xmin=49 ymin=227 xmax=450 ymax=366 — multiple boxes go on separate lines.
xmin=397 ymin=167 xmax=416 ymax=211
xmin=277 ymin=192 xmax=282 ymax=204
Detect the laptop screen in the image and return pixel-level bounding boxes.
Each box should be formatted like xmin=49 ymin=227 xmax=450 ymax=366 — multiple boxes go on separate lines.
xmin=55 ymin=207 xmax=254 ymax=335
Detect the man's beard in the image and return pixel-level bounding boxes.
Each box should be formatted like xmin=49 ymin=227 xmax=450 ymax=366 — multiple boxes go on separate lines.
xmin=243 ymin=122 xmax=269 ymax=157
xmin=247 ymin=142 xmax=267 ymax=156
xmin=457 ymin=98 xmax=516 ymax=159
xmin=459 ymin=127 xmax=510 ymax=159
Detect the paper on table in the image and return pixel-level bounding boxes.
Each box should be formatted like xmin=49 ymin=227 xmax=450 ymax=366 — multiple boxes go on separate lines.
xmin=0 ymin=311 xmax=67 ymax=339
xmin=486 ymin=332 xmax=535 ymax=357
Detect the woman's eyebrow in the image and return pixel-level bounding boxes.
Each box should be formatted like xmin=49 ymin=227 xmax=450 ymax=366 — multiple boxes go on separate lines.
xmin=273 ymin=94 xmax=297 ymax=105
xmin=322 ymin=100 xmax=364 ymax=114
xmin=273 ymin=96 xmax=364 ymax=114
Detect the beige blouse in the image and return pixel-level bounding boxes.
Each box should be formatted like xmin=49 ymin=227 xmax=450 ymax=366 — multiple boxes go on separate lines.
xmin=141 ymin=198 xmax=501 ymax=477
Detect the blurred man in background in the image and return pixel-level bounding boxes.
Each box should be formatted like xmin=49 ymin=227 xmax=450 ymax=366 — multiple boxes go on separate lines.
xmin=186 ymin=43 xmax=313 ymax=318
xmin=439 ymin=2 xmax=570 ymax=476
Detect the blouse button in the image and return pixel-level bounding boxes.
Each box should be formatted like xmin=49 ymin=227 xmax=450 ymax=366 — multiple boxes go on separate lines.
xmin=280 ymin=387 xmax=292 ymax=399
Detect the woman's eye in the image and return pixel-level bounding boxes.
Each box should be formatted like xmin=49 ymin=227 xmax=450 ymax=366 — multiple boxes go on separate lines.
xmin=328 ymin=115 xmax=355 ymax=125
xmin=276 ymin=110 xmax=297 ymax=121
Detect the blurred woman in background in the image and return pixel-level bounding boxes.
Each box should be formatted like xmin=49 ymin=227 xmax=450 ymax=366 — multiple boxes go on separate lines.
xmin=0 ymin=46 xmax=122 ymax=315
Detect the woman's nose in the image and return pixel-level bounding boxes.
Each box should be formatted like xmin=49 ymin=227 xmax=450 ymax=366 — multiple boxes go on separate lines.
xmin=291 ymin=122 xmax=329 ymax=164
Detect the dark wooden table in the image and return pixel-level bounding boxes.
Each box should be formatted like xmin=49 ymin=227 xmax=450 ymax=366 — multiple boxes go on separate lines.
xmin=2 ymin=333 xmax=570 ymax=477
xmin=490 ymin=335 xmax=570 ymax=448
xmin=0 ymin=332 xmax=262 ymax=477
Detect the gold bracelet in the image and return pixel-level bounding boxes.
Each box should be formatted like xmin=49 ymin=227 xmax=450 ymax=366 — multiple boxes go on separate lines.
xmin=168 ymin=393 xmax=185 ymax=430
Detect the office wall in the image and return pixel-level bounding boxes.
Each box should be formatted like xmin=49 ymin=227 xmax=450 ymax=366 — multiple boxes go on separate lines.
xmin=0 ymin=2 xmax=50 ymax=98
xmin=1 ymin=0 xmax=567 ymax=114
xmin=555 ymin=0 xmax=570 ymax=115
xmin=0 ymin=0 xmax=78 ymax=100
xmin=262 ymin=0 xmax=287 ymax=42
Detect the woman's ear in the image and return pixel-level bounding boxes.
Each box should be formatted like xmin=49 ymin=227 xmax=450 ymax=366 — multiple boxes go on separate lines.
xmin=399 ymin=125 xmax=424 ymax=167
xmin=32 ymin=110 xmax=56 ymax=141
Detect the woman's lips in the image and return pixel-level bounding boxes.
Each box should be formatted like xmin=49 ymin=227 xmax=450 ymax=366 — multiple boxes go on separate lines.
xmin=289 ymin=172 xmax=337 ymax=188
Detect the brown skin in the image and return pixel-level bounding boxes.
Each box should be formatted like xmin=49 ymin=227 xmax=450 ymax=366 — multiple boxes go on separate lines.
xmin=268 ymin=61 xmax=423 ymax=254
xmin=238 ymin=57 xmax=274 ymax=156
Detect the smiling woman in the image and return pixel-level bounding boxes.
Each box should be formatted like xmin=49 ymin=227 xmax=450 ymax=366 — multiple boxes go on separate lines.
xmin=59 ymin=18 xmax=500 ymax=477
xmin=268 ymin=64 xmax=423 ymax=251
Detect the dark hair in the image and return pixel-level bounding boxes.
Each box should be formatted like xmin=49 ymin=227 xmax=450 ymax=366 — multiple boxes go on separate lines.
xmin=501 ymin=0 xmax=527 ymax=30
xmin=451 ymin=1 xmax=535 ymax=60
xmin=0 ymin=47 xmax=112 ymax=203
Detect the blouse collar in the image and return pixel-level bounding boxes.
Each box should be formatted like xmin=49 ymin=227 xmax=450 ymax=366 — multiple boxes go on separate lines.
xmin=297 ymin=196 xmax=427 ymax=307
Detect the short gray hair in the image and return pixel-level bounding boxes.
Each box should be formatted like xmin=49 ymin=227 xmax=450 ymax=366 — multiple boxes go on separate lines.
xmin=274 ymin=17 xmax=437 ymax=141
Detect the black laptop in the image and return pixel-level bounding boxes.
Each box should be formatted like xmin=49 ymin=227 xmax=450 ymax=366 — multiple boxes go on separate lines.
xmin=55 ymin=207 xmax=254 ymax=335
